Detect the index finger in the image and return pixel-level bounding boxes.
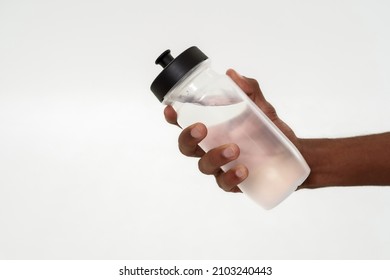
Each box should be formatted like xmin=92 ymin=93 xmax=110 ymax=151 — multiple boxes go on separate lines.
xmin=164 ymin=105 xmax=179 ymax=126
xmin=178 ymin=123 xmax=207 ymax=157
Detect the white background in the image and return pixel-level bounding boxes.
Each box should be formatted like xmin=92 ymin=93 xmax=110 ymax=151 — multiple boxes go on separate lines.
xmin=0 ymin=0 xmax=389 ymax=259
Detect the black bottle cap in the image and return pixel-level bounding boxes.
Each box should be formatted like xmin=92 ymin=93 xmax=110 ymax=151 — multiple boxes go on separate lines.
xmin=150 ymin=46 xmax=208 ymax=102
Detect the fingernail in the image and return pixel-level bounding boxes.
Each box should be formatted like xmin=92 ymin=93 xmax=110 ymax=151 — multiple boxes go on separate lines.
xmin=222 ymin=146 xmax=236 ymax=158
xmin=235 ymin=167 xmax=246 ymax=179
xmin=190 ymin=126 xmax=202 ymax=139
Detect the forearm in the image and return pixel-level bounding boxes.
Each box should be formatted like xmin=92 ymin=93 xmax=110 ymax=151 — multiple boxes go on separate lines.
xmin=299 ymin=132 xmax=390 ymax=189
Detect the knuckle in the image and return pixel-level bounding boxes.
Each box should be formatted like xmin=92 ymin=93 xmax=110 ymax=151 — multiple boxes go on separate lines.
xmin=215 ymin=174 xmax=231 ymax=192
xmin=178 ymin=142 xmax=193 ymax=157
xmin=198 ymin=151 xmax=220 ymax=175
xmin=198 ymin=157 xmax=209 ymax=174
xmin=248 ymin=77 xmax=260 ymax=88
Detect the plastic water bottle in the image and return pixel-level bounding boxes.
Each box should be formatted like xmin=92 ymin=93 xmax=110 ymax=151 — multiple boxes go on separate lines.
xmin=150 ymin=46 xmax=310 ymax=209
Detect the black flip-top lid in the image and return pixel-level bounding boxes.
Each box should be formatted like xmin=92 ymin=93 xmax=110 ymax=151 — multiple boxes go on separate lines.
xmin=150 ymin=46 xmax=208 ymax=102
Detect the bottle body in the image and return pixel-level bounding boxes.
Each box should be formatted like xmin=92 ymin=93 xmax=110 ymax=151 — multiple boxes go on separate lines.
xmin=163 ymin=60 xmax=310 ymax=209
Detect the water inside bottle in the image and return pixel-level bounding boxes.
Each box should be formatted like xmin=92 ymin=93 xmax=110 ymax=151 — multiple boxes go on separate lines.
xmin=175 ymin=94 xmax=242 ymax=106
xmin=175 ymin=98 xmax=308 ymax=208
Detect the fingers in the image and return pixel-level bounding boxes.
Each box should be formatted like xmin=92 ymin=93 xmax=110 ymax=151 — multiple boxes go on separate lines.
xmin=226 ymin=68 xmax=278 ymax=121
xmin=166 ymin=105 xmax=207 ymax=157
xmin=178 ymin=123 xmax=207 ymax=157
xmin=163 ymin=87 xmax=249 ymax=193
xmin=226 ymin=69 xmax=254 ymax=94
xmin=216 ymin=165 xmax=248 ymax=193
xmin=226 ymin=69 xmax=265 ymax=101
xmin=164 ymin=105 xmax=178 ymax=126
xmin=198 ymin=143 xmax=239 ymax=175
xmin=178 ymin=123 xmax=247 ymax=193
xmin=198 ymin=144 xmax=248 ymax=193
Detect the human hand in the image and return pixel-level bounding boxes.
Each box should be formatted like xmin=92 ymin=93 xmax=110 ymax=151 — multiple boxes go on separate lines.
xmin=164 ymin=69 xmax=300 ymax=193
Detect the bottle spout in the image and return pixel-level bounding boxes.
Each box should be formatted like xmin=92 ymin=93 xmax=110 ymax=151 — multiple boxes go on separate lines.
xmin=155 ymin=50 xmax=174 ymax=68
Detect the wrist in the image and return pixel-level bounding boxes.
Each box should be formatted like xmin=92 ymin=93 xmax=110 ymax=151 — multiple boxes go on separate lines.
xmin=297 ymin=138 xmax=332 ymax=189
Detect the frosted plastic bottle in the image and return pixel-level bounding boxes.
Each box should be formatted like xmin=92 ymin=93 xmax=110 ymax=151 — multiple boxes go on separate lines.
xmin=150 ymin=46 xmax=310 ymax=209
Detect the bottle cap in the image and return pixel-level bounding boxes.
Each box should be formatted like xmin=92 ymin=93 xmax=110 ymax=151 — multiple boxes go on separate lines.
xmin=150 ymin=46 xmax=208 ymax=102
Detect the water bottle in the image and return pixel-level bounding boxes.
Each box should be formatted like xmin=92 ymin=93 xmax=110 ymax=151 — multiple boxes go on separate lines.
xmin=150 ymin=46 xmax=310 ymax=209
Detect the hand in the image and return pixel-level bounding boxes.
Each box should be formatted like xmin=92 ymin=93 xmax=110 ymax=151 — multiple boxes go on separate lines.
xmin=164 ymin=69 xmax=300 ymax=193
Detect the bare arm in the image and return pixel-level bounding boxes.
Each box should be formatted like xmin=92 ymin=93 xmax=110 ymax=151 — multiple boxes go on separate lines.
xmin=300 ymin=133 xmax=390 ymax=189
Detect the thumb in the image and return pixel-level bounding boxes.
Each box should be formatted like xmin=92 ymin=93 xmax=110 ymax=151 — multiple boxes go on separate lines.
xmin=226 ymin=68 xmax=267 ymax=105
